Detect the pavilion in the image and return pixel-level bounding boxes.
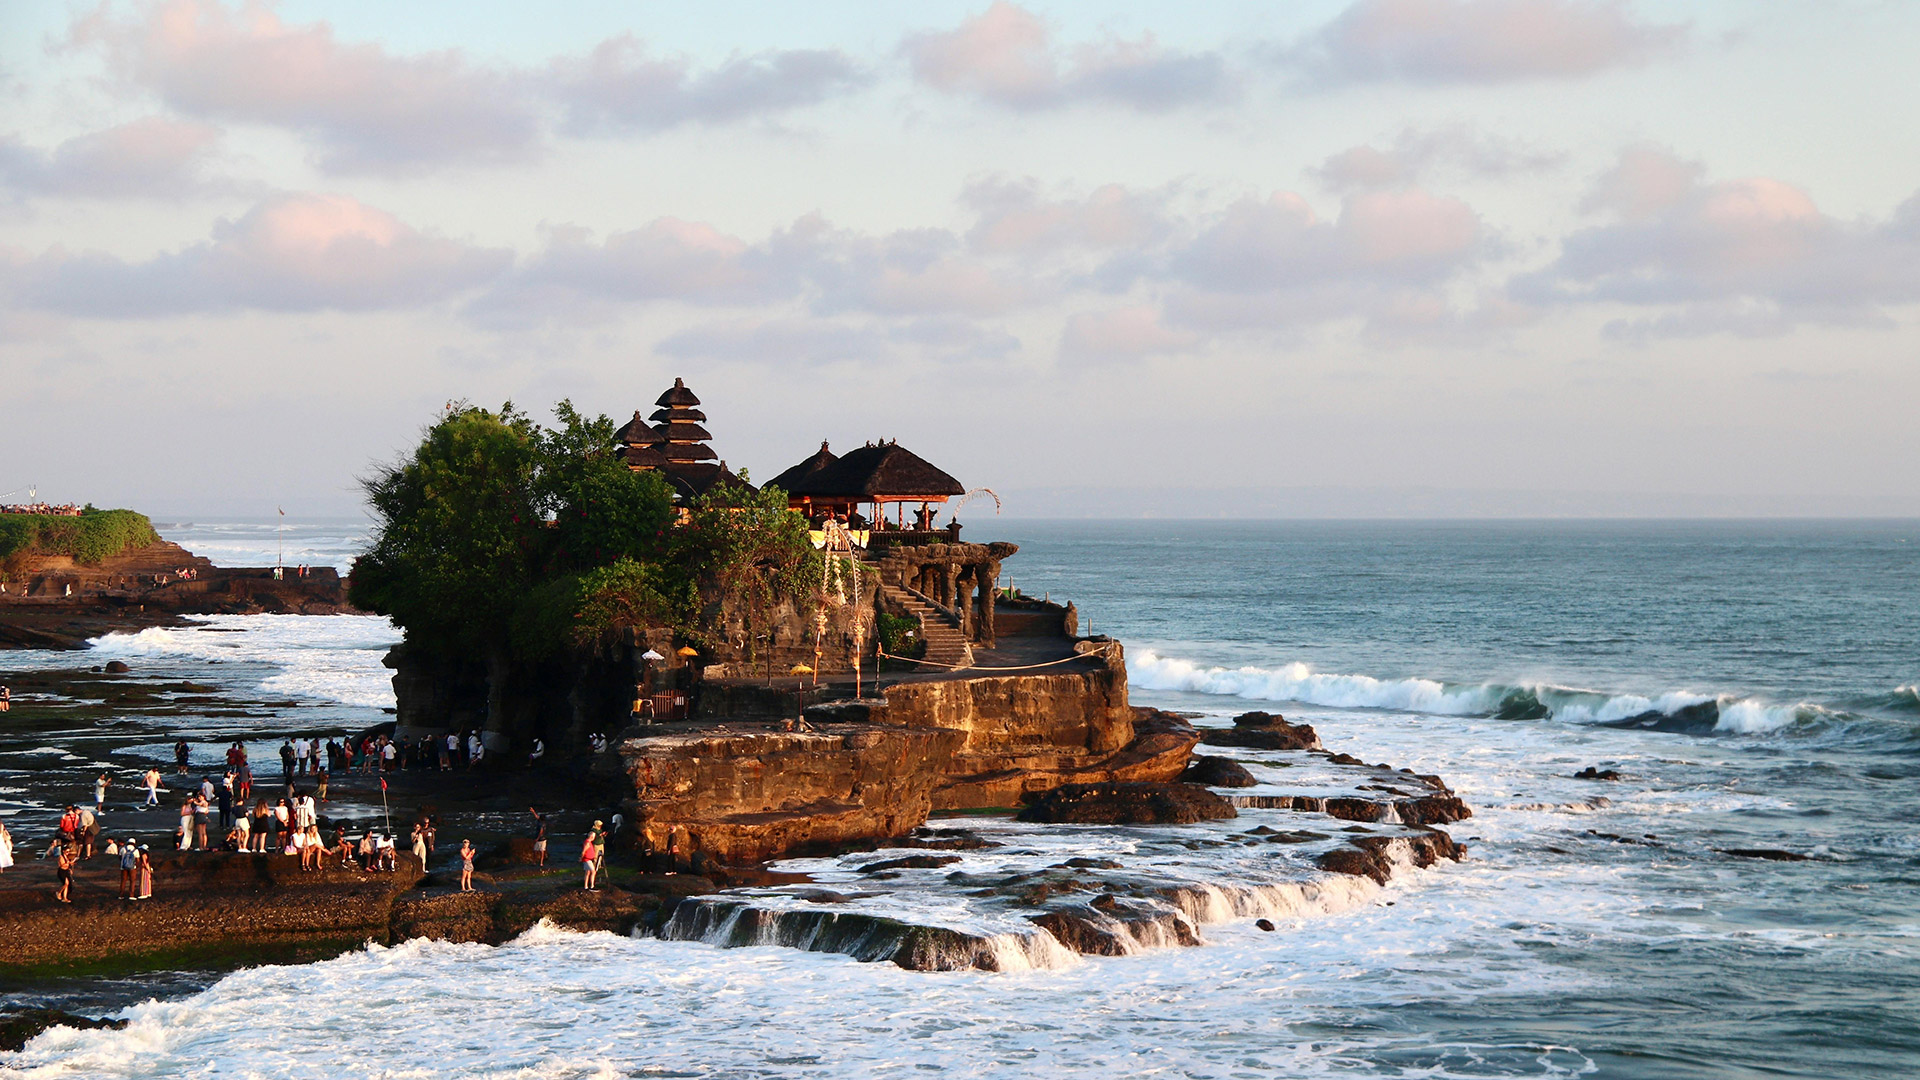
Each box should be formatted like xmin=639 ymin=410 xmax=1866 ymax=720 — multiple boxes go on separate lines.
xmin=769 ymin=439 xmax=965 ymax=532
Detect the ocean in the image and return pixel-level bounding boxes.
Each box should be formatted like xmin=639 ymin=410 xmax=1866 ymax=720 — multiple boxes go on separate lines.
xmin=4 ymin=519 xmax=1917 ymax=1079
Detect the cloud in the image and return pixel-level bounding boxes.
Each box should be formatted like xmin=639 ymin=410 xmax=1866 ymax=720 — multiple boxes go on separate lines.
xmin=962 ymin=177 xmax=1171 ymax=253
xmin=70 ymin=0 xmax=540 ymax=173
xmin=1310 ymin=126 xmax=1563 ymax=191
xmin=5 ymin=192 xmax=510 ymax=316
xmin=0 ymin=116 xmax=224 ymax=199
xmin=67 ymin=2 xmax=869 ymax=174
xmin=658 ymin=314 xmax=1018 ymax=367
xmin=1291 ymin=0 xmax=1686 ymax=85
xmin=1512 ymin=146 xmax=1920 ymax=337
xmin=549 ymin=35 xmax=866 ymax=133
xmin=904 ymin=2 xmax=1230 ymax=111
xmin=1059 ymin=305 xmax=1198 ymax=362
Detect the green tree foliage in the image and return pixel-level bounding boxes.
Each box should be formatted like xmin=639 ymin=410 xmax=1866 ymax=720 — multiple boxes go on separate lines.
xmin=0 ymin=509 xmax=160 ymax=566
xmin=350 ymin=403 xmax=544 ymax=656
xmin=352 ymin=401 xmax=821 ymax=663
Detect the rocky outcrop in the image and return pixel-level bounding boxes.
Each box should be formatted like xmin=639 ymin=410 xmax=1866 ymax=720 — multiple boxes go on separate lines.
xmin=1016 ymin=782 xmax=1237 ymax=825
xmin=1199 ymin=711 xmax=1323 ymax=751
xmin=619 ymin=724 xmax=966 ymax=865
xmin=1316 ymin=830 xmax=1464 ymax=884
xmin=1181 ymin=755 xmax=1258 ymax=787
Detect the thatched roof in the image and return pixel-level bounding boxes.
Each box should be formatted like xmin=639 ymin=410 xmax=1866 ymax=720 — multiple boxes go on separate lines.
xmin=650 ymin=406 xmax=706 ymax=423
xmin=664 ymin=461 xmax=754 ymax=500
xmin=780 ymin=441 xmax=963 ymax=499
xmin=661 ymin=442 xmax=717 ymax=462
xmin=768 ymin=441 xmax=838 ymax=493
xmin=656 ymin=378 xmax=700 ymax=407
xmin=655 ymin=421 xmax=712 ymax=443
xmin=617 ymin=444 xmax=669 ymax=469
xmin=614 ymin=412 xmax=663 ymax=445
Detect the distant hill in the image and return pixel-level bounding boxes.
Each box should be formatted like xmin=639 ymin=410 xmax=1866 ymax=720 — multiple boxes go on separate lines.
xmin=0 ymin=509 xmax=161 ymax=570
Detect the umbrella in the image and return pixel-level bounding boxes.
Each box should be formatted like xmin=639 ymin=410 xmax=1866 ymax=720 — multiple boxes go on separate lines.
xmin=789 ymin=664 xmax=814 ymax=675
xmin=640 ymin=649 xmax=665 ymax=662
xmin=676 ymin=646 xmax=700 ymax=658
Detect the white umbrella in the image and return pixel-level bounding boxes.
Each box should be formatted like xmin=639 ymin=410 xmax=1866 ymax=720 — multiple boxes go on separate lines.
xmin=640 ymin=649 xmax=665 ymax=662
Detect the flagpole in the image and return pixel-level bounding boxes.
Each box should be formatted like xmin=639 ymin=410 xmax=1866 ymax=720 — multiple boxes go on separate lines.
xmin=380 ymin=776 xmax=391 ymax=834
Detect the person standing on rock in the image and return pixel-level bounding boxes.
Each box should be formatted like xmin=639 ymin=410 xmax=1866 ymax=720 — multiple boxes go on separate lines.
xmin=119 ymin=837 xmax=138 ymax=898
xmin=143 ymin=768 xmax=162 ymax=808
xmin=293 ymin=736 xmax=309 ymax=777
xmin=93 ymin=773 xmax=111 ymax=815
xmin=174 ymin=739 xmax=190 ymax=776
xmin=458 ymin=839 xmax=475 ymax=892
xmin=581 ymin=829 xmax=599 ymax=891
xmin=192 ymin=793 xmax=210 ymax=851
xmin=134 ymin=844 xmax=152 ymax=899
xmin=410 ymin=823 xmax=429 ymax=871
xmin=0 ymin=816 xmax=13 ymax=872
xmin=279 ymin=739 xmax=295 ymax=784
xmin=54 ymin=841 xmax=76 ymax=903
xmin=528 ymin=808 xmax=548 ymax=867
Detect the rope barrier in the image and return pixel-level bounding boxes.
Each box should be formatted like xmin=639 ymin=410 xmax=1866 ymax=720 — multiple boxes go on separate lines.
xmin=874 ymin=642 xmax=1116 ymax=673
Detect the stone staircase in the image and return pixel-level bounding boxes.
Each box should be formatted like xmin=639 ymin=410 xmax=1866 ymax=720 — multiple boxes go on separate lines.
xmin=882 ymin=583 xmax=973 ymax=670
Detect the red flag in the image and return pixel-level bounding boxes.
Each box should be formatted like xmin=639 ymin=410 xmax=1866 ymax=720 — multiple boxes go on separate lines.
xmin=379 ymin=778 xmax=387 ymax=792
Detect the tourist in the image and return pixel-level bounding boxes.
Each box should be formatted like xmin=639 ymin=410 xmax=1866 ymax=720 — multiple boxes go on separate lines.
xmin=233 ymin=808 xmax=251 ymax=852
xmin=237 ymin=759 xmax=252 ymax=804
xmin=54 ymin=841 xmax=76 ymax=903
xmin=528 ymin=807 xmax=548 ymax=867
xmin=174 ymin=739 xmax=190 ymax=775
xmin=251 ymin=799 xmax=271 ymax=852
xmin=294 ymin=736 xmax=310 ymax=777
xmin=300 ymin=825 xmax=323 ymax=871
xmin=580 ymin=829 xmax=599 ymax=891
xmin=357 ymin=829 xmax=375 ymax=871
xmin=0 ymin=684 xmax=9 ymax=712
xmin=279 ymin=738 xmax=295 ymax=782
xmin=0 ymin=816 xmax=13 ymax=872
xmin=410 ymin=823 xmax=429 ymax=871
xmin=439 ymin=733 xmax=454 ymax=770
xmin=217 ymin=773 xmax=234 ymax=829
xmin=57 ymin=805 xmax=78 ymax=843
xmin=274 ymin=797 xmax=291 ymax=850
xmin=341 ymin=736 xmax=356 ymax=773
xmin=192 ymin=793 xmax=210 ymax=850
xmin=361 ymin=735 xmax=378 ymax=774
xmin=93 ymin=772 xmax=111 ymax=814
xmin=316 ymin=768 xmax=329 ymax=803
xmin=77 ymin=805 xmax=100 ymax=859
xmin=467 ymin=731 xmax=484 ymax=768
xmin=177 ymin=799 xmax=195 ymax=850
xmin=421 ymin=817 xmax=437 ymax=860
xmin=143 ymin=767 xmax=162 ymax=808
xmin=119 ymin=837 xmax=138 ymax=897
xmin=382 ymin=738 xmax=397 ymax=773
xmin=376 ymin=832 xmax=396 ymax=872
xmin=527 ymin=738 xmax=545 ymax=768
xmin=134 ymin=845 xmax=152 ymax=899
xmin=458 ymin=839 xmax=475 ymax=892
xmin=334 ymin=827 xmax=357 ymax=870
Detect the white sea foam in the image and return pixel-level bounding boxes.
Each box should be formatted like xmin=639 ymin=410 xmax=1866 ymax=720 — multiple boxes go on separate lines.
xmin=86 ymin=614 xmax=399 ymax=709
xmin=1131 ymin=650 xmax=1507 ymax=714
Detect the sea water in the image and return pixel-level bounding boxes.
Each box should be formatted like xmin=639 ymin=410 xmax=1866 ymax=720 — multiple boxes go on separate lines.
xmin=4 ymin=519 xmax=1918 ymax=1079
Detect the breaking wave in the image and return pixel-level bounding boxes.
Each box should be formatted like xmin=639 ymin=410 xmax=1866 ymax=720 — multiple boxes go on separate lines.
xmin=1130 ymin=650 xmax=1911 ymax=741
xmin=85 ymin=614 xmax=399 ymax=710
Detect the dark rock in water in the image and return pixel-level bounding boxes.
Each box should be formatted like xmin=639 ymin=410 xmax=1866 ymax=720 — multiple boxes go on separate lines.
xmin=1017 ymin=782 xmax=1237 ymax=825
xmin=1255 ymin=918 xmax=1276 ymax=932
xmin=1029 ymin=908 xmax=1131 ymax=956
xmin=1061 ymin=856 xmax=1123 ymax=869
xmin=0 ymin=1008 xmax=129 ymax=1052
xmin=1574 ymin=766 xmax=1623 ymax=781
xmin=1318 ymin=830 xmax=1465 ymax=884
xmin=858 ymin=854 xmax=963 ymax=874
xmin=1200 ymin=715 xmax=1322 ymax=751
xmin=103 ymin=660 xmax=130 ymax=674
xmin=1717 ymin=847 xmax=1810 ymax=862
xmin=1182 ymin=755 xmax=1258 ymax=788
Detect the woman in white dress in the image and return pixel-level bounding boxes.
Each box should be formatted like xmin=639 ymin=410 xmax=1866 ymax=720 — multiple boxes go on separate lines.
xmin=0 ymin=817 xmax=14 ymax=871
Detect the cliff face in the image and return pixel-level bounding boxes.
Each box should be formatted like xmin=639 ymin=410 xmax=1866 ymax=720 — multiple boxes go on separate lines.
xmin=615 ymin=644 xmax=1203 ymax=863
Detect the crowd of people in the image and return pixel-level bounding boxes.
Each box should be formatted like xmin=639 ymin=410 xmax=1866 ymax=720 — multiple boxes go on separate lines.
xmin=2 ymin=729 xmax=636 ymax=905
xmin=0 ymin=502 xmax=82 ymax=516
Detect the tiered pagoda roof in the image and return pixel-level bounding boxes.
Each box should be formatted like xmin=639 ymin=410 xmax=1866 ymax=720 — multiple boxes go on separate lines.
xmin=615 ymin=377 xmax=753 ymax=499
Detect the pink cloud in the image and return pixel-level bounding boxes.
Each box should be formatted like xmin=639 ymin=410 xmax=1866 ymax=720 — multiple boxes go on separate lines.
xmin=904 ymin=2 xmax=1229 ymax=110
xmin=1515 ymin=147 xmax=1920 ymax=336
xmin=6 ymin=192 xmax=509 ymax=316
xmin=963 ymin=178 xmax=1170 ymax=253
xmin=1297 ymin=0 xmax=1686 ymax=84
xmin=0 ymin=116 xmax=224 ymax=199
xmin=1060 ymin=305 xmax=1198 ymax=361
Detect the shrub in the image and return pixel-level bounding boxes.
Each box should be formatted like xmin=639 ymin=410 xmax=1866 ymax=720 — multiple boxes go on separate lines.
xmin=0 ymin=509 xmax=159 ymax=565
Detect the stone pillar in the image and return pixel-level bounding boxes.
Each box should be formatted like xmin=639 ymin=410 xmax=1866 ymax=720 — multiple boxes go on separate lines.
xmin=975 ymin=562 xmax=997 ymax=648
xmin=954 ymin=575 xmax=974 ymax=639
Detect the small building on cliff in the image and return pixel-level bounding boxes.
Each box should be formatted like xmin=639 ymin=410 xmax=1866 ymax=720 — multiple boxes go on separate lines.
xmin=770 ymin=439 xmax=965 ymax=534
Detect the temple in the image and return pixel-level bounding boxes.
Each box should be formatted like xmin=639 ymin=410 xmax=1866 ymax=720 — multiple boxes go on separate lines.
xmin=615 ymin=378 xmax=752 ymax=502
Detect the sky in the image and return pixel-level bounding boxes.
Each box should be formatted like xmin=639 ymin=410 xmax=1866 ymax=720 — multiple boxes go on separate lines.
xmin=2 ymin=0 xmax=1918 ymax=518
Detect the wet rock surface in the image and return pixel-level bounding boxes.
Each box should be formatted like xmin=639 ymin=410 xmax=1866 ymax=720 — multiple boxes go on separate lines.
xmin=1182 ymin=755 xmax=1258 ymax=787
xmin=1199 ymin=711 xmax=1323 ymax=751
xmin=1016 ymin=782 xmax=1237 ymax=825
xmin=0 ymin=1008 xmax=128 ymax=1052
